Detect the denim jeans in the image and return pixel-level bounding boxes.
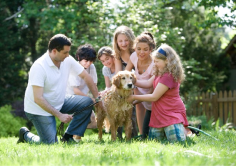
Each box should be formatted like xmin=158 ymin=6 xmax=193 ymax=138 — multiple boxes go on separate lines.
xmin=24 ymin=95 xmax=93 ymax=144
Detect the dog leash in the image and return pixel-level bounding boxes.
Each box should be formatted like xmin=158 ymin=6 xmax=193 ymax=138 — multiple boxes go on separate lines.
xmin=56 ymin=96 xmax=102 ymax=141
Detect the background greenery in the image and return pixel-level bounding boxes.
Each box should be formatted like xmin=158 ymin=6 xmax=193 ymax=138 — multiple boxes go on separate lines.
xmin=0 ymin=2 xmax=236 ymax=165
xmin=1 ymin=0 xmax=236 ymax=107
xmin=0 ymin=0 xmax=236 ymax=136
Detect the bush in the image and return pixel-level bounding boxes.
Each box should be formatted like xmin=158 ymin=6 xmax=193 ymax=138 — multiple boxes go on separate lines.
xmin=11 ymin=100 xmax=34 ymax=131
xmin=0 ymin=105 xmax=27 ymax=137
xmin=187 ymin=115 xmax=214 ymax=130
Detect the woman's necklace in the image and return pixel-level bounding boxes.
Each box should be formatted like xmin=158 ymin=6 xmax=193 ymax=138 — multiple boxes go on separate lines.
xmin=138 ymin=56 xmax=151 ymax=74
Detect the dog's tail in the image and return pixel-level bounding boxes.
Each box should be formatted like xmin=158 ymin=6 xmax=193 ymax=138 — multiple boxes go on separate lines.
xmin=104 ymin=117 xmax=110 ymax=133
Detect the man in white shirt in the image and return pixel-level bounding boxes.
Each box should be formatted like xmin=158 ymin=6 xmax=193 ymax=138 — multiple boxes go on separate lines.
xmin=17 ymin=34 xmax=100 ymax=144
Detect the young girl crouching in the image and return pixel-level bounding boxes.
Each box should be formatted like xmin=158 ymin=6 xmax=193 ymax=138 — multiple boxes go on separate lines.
xmin=127 ymin=44 xmax=189 ymax=142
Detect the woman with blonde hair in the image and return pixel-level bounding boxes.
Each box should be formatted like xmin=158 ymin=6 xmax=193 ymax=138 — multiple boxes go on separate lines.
xmin=113 ymin=25 xmax=135 ymax=73
xmin=112 ymin=25 xmax=138 ymax=138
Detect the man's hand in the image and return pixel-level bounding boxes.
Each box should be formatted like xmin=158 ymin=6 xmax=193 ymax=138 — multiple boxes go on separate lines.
xmin=58 ymin=114 xmax=73 ymax=123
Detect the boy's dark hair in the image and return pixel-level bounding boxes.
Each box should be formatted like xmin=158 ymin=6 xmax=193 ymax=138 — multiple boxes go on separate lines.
xmin=48 ymin=34 xmax=72 ymax=52
xmin=75 ymin=44 xmax=97 ymax=62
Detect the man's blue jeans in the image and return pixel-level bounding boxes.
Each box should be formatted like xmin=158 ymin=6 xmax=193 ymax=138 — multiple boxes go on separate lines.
xmin=24 ymin=95 xmax=93 ymax=144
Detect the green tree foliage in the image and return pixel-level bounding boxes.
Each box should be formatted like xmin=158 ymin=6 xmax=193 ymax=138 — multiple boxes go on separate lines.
xmin=0 ymin=0 xmax=29 ymax=106
xmin=108 ymin=0 xmax=234 ymax=93
xmin=0 ymin=0 xmax=235 ymax=107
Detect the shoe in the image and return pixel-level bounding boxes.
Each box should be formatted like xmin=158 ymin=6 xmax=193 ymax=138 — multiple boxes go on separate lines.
xmin=189 ymin=124 xmax=201 ymax=136
xmin=17 ymin=127 xmax=30 ymax=144
xmin=60 ymin=137 xmax=77 ymax=144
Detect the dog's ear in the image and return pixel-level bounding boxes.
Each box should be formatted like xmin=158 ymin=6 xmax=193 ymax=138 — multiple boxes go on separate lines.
xmin=112 ymin=74 xmax=121 ymax=88
xmin=131 ymin=73 xmax=136 ymax=84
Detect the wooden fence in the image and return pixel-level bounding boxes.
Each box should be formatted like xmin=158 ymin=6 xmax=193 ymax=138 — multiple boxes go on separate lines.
xmin=186 ymin=90 xmax=236 ymax=126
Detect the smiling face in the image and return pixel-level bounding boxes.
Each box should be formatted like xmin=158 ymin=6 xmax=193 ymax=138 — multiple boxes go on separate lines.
xmin=79 ymin=59 xmax=93 ymax=69
xmin=99 ymin=54 xmax=115 ymax=69
xmin=154 ymin=57 xmax=167 ymax=72
xmin=135 ymin=42 xmax=152 ymax=61
xmin=117 ymin=34 xmax=130 ymax=51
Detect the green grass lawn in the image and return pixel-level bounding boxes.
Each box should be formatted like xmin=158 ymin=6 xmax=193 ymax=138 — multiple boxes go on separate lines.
xmin=0 ymin=128 xmax=235 ymax=166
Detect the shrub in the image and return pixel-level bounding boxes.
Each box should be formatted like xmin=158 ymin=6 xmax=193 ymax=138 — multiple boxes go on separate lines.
xmin=0 ymin=105 xmax=27 ymax=137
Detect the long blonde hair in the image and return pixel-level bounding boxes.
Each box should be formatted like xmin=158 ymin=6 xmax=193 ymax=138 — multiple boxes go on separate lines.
xmin=152 ymin=44 xmax=185 ymax=83
xmin=113 ymin=25 xmax=135 ymax=59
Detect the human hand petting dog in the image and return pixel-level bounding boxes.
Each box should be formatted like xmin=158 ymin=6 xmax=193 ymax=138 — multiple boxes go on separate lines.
xmin=127 ymin=95 xmax=135 ymax=103
xmin=127 ymin=96 xmax=141 ymax=106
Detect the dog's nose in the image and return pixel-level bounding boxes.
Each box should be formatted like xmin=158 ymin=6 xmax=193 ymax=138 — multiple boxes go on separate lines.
xmin=127 ymin=83 xmax=133 ymax=88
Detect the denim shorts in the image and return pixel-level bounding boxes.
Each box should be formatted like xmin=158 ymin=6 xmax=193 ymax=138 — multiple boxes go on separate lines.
xmin=149 ymin=123 xmax=186 ymax=142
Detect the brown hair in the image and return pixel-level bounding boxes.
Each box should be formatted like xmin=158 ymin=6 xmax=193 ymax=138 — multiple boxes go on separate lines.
xmin=97 ymin=46 xmax=114 ymax=60
xmin=134 ymin=32 xmax=155 ymax=51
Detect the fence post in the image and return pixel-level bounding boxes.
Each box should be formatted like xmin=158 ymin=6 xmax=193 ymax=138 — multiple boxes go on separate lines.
xmin=219 ymin=91 xmax=224 ymax=123
xmin=212 ymin=92 xmax=218 ymax=122
xmin=223 ymin=91 xmax=228 ymax=124
xmin=201 ymin=92 xmax=205 ymax=116
xmin=228 ymin=91 xmax=233 ymax=123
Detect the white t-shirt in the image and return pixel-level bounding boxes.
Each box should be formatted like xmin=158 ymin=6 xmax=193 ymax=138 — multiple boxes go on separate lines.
xmin=102 ymin=65 xmax=125 ymax=81
xmin=66 ymin=64 xmax=97 ymax=95
xmin=24 ymin=51 xmax=84 ymax=116
xmin=102 ymin=66 xmax=115 ymax=81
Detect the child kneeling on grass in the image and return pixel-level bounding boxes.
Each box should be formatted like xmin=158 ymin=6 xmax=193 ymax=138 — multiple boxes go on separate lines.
xmin=127 ymin=43 xmax=189 ymax=142
xmin=66 ymin=44 xmax=98 ymax=142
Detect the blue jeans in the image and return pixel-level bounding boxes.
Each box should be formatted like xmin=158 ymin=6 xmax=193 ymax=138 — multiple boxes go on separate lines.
xmin=25 ymin=95 xmax=93 ymax=144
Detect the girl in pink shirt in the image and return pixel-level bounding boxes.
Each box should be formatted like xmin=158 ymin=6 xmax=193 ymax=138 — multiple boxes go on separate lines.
xmin=128 ymin=44 xmax=189 ymax=142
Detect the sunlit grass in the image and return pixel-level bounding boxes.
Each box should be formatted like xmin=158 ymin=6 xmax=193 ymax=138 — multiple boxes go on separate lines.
xmin=0 ymin=128 xmax=236 ymax=166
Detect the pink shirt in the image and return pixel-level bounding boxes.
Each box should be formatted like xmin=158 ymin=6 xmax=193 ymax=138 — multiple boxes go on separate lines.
xmin=149 ymin=73 xmax=189 ymax=128
xmin=130 ymin=52 xmax=154 ymax=110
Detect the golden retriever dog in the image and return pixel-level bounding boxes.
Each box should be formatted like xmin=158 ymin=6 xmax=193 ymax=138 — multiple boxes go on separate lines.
xmin=96 ymin=70 xmax=136 ymax=141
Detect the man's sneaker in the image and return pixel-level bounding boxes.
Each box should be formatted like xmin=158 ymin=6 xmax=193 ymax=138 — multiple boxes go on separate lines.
xmin=60 ymin=137 xmax=77 ymax=144
xmin=17 ymin=127 xmax=30 ymax=144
